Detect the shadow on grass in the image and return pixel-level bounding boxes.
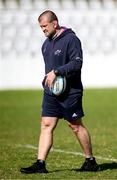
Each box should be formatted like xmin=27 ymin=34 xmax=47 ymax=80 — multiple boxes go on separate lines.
xmin=49 ymin=162 xmax=117 ymax=173
xmin=98 ymin=162 xmax=117 ymax=171
xmin=72 ymin=162 xmax=117 ymax=172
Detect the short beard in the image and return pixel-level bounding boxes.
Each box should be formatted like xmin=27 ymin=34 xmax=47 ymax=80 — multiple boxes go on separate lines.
xmin=48 ymin=30 xmax=56 ymax=40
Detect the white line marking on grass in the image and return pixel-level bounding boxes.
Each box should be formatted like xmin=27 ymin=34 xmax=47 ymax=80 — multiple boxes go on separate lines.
xmin=17 ymin=144 xmax=117 ymax=162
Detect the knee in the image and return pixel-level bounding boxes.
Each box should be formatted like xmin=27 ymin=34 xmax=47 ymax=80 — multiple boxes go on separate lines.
xmin=68 ymin=120 xmax=84 ymax=133
xmin=68 ymin=123 xmax=80 ymax=133
xmin=41 ymin=118 xmax=57 ymax=132
xmin=41 ymin=121 xmax=52 ymax=131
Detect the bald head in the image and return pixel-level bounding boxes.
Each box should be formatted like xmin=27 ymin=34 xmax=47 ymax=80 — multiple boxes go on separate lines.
xmin=38 ymin=10 xmax=58 ymax=23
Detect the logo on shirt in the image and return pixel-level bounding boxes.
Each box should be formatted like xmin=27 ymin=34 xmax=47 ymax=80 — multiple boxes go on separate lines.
xmin=75 ymin=56 xmax=83 ymax=61
xmin=54 ymin=49 xmax=61 ymax=56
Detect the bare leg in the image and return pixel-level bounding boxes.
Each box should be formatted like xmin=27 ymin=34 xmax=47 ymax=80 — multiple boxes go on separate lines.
xmin=68 ymin=119 xmax=93 ymax=158
xmin=38 ymin=117 xmax=58 ymax=161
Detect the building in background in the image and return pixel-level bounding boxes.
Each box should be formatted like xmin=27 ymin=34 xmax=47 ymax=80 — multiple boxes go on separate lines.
xmin=0 ymin=0 xmax=117 ymax=89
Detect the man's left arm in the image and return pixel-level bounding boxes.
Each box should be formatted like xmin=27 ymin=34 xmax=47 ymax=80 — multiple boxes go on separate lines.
xmin=54 ymin=36 xmax=83 ymax=77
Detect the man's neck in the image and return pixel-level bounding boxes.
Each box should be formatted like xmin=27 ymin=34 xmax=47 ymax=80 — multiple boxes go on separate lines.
xmin=52 ymin=27 xmax=65 ymax=39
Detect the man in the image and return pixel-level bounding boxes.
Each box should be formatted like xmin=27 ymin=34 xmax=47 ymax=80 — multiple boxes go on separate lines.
xmin=20 ymin=10 xmax=99 ymax=174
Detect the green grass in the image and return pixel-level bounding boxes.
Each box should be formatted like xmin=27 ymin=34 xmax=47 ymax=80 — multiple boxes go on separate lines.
xmin=0 ymin=89 xmax=117 ymax=179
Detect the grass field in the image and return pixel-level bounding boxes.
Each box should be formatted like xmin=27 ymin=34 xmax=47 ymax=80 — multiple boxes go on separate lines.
xmin=0 ymin=89 xmax=117 ymax=179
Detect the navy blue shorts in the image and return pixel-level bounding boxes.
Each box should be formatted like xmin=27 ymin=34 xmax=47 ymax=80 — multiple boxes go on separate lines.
xmin=41 ymin=92 xmax=84 ymax=121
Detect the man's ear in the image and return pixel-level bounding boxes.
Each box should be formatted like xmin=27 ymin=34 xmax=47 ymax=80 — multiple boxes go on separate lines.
xmin=53 ymin=20 xmax=58 ymax=28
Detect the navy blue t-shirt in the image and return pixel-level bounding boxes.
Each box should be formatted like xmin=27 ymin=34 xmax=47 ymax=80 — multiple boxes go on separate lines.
xmin=42 ymin=28 xmax=83 ymax=96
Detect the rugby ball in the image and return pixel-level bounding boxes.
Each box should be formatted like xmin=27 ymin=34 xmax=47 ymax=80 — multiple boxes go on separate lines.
xmin=50 ymin=76 xmax=66 ymax=96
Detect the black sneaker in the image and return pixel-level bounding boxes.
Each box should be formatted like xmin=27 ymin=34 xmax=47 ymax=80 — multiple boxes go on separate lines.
xmin=80 ymin=157 xmax=99 ymax=172
xmin=20 ymin=160 xmax=48 ymax=174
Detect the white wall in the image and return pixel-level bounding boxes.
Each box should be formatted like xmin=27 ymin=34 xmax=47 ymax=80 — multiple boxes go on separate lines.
xmin=82 ymin=54 xmax=117 ymax=88
xmin=0 ymin=56 xmax=44 ymax=90
xmin=0 ymin=54 xmax=117 ymax=90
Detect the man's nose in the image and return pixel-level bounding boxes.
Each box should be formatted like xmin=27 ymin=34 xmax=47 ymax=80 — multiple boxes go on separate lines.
xmin=42 ymin=27 xmax=46 ymax=32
